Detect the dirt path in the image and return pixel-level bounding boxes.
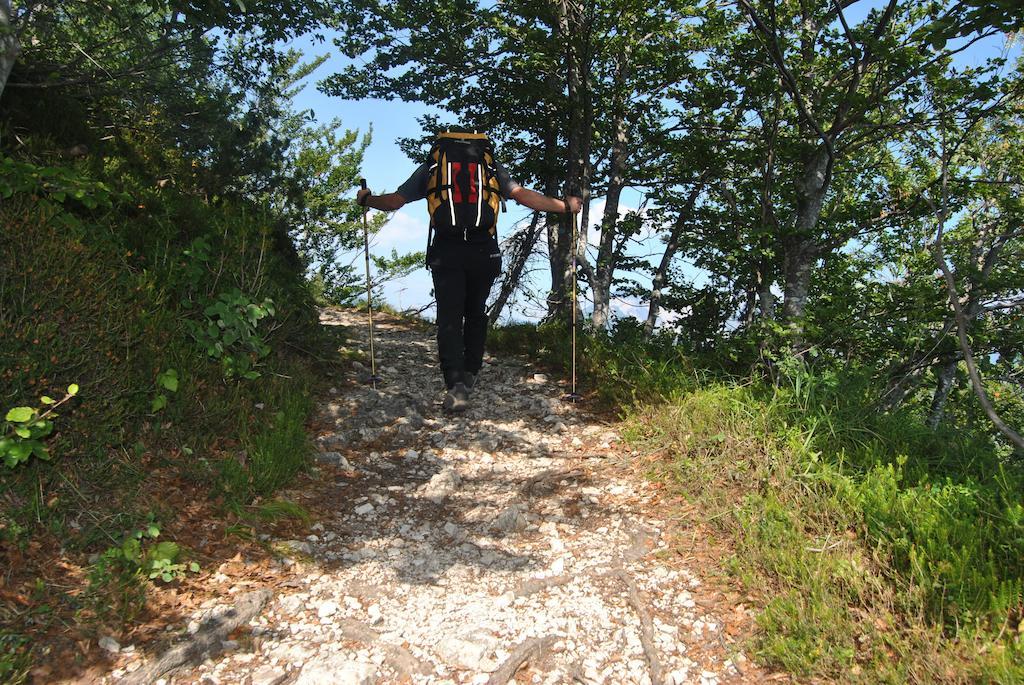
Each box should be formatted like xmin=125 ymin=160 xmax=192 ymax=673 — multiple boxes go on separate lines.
xmin=105 ymin=308 xmax=767 ymax=685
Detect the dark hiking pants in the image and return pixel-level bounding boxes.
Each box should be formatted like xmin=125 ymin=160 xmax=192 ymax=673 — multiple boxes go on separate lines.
xmin=428 ymin=237 xmax=502 ymax=389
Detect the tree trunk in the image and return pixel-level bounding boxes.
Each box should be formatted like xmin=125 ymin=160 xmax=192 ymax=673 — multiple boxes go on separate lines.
xmin=489 ymin=212 xmax=543 ymax=324
xmin=741 ymin=287 xmax=758 ymax=327
xmin=927 ymin=359 xmax=958 ymax=429
xmin=781 ymin=236 xmax=816 ymax=321
xmin=541 ymin=105 xmax=568 ymax=320
xmin=644 ymin=184 xmax=703 ymax=337
xmin=757 ymin=260 xmax=776 ymax=319
xmin=756 ymin=93 xmax=781 ymax=322
xmin=782 ymin=147 xmax=829 ymax=340
xmin=0 ymin=0 xmax=19 ymax=101
xmin=644 ymin=225 xmax=681 ymax=337
xmin=587 ymin=37 xmax=632 ymax=330
xmin=547 ymin=0 xmax=591 ymax=325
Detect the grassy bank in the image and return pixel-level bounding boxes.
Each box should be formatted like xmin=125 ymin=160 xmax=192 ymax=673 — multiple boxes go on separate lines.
xmin=0 ymin=163 xmax=330 ymax=681
xmin=488 ymin=321 xmax=1024 ymax=682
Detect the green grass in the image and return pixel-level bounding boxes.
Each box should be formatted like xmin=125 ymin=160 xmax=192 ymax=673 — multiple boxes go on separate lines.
xmin=245 ymin=376 xmax=314 ymax=498
xmin=625 ymin=380 xmax=1024 ymax=682
xmin=254 ymin=499 xmax=312 ymax=524
xmin=492 ymin=319 xmax=1024 ymax=682
xmin=487 ymin=318 xmax=700 ymax=406
xmin=0 ymin=631 xmax=31 ymax=685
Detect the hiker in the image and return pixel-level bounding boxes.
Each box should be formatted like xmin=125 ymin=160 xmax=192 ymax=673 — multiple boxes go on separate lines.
xmin=357 ymin=130 xmax=582 ymax=412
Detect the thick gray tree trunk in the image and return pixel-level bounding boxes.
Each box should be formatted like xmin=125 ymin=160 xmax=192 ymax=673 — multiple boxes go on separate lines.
xmin=644 ymin=184 xmax=703 ymax=337
xmin=589 ymin=113 xmax=628 ymax=329
xmin=782 ymin=148 xmax=829 ymax=339
xmin=927 ymin=359 xmax=958 ymax=429
xmin=0 ymin=0 xmax=19 ymax=101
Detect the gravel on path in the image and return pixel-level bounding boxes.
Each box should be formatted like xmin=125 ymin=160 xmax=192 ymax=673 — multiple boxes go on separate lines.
xmin=104 ymin=308 xmax=768 ymax=685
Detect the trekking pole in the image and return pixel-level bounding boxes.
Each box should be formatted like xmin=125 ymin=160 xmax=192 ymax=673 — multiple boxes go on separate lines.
xmin=359 ymin=179 xmax=383 ymax=388
xmin=563 ymin=205 xmax=582 ymax=403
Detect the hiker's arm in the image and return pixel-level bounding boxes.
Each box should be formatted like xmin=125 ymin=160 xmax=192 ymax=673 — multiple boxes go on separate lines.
xmin=510 ymin=186 xmax=582 ymax=214
xmin=357 ymin=189 xmax=406 ymax=212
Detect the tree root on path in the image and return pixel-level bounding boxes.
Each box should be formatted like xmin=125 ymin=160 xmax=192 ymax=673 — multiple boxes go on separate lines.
xmin=338 ymin=617 xmax=433 ymax=682
xmin=611 ymin=569 xmax=664 ymax=685
xmin=569 ymin=660 xmax=593 ymax=684
xmin=520 ymin=468 xmax=585 ymax=497
xmin=514 ymin=574 xmax=573 ymax=597
xmin=122 ymin=589 xmax=272 ymax=685
xmin=486 ymin=635 xmax=558 ymax=685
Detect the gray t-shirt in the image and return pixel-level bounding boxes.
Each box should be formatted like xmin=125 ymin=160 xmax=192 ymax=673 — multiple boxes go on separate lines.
xmin=396 ymin=160 xmax=520 ymax=202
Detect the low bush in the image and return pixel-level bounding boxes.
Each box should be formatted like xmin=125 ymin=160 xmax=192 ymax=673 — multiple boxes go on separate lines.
xmin=492 ymin=320 xmax=1024 ymax=681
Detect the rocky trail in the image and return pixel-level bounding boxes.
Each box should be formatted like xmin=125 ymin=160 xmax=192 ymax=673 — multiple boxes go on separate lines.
xmin=102 ymin=308 xmax=770 ymax=685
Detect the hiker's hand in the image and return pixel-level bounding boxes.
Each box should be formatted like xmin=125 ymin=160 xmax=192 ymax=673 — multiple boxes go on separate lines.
xmin=564 ymin=196 xmax=582 ymax=214
xmin=357 ymin=188 xmax=371 ymax=207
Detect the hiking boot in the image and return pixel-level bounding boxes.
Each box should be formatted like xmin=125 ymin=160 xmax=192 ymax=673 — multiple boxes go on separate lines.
xmin=465 ymin=371 xmax=477 ymax=391
xmin=442 ymin=383 xmax=470 ymax=413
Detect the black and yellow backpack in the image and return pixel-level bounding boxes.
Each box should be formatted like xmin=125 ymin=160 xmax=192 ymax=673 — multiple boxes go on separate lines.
xmin=425 ymin=131 xmax=505 ymax=243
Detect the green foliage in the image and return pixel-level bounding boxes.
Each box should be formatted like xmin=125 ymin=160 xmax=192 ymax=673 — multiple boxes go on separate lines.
xmin=1 ymin=386 xmax=78 ymax=468
xmin=86 ymin=520 xmax=198 ymax=624
xmin=151 ymin=369 xmax=179 ymax=413
xmin=0 ymin=0 xmax=370 ymax=676
xmin=0 ymin=157 xmax=127 ymax=210
xmin=243 ymin=378 xmax=313 ymax=498
xmin=95 ymin=521 xmax=198 ymax=584
xmin=255 ymin=499 xmax=312 ymax=524
xmin=188 ymin=290 xmax=276 ymax=380
xmin=0 ymin=631 xmax=31 ymax=685
xmin=499 ymin=322 xmax=1024 ymax=679
xmin=488 ymin=318 xmax=699 ymax=406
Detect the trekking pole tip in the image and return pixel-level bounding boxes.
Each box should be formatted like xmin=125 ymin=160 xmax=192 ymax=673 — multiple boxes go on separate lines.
xmin=561 ymin=392 xmax=583 ymax=403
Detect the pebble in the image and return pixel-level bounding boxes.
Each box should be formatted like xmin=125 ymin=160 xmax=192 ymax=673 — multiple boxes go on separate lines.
xmin=315 ymin=600 xmax=339 ymax=619
xmin=436 ymin=632 xmax=499 ymax=671
xmin=294 ymin=654 xmax=375 ymax=685
xmin=420 ymin=467 xmax=461 ymax=502
xmin=314 ymin=451 xmax=351 ymax=468
xmin=493 ymin=504 xmax=529 ymax=533
xmin=250 ymin=666 xmax=288 ymax=685
xmin=98 ymin=636 xmax=120 ymax=654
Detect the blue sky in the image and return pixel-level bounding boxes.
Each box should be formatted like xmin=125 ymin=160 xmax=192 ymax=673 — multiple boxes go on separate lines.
xmin=281 ymin=13 xmax=1021 ymax=323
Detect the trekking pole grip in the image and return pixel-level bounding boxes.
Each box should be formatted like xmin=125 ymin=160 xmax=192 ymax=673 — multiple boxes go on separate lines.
xmin=360 ymin=178 xmax=367 ymax=190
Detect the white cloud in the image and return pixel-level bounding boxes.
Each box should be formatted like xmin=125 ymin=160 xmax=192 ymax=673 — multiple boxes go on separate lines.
xmin=585 ymin=198 xmax=639 ymax=247
xmin=609 ymin=296 xmax=687 ymax=329
xmin=371 ymin=210 xmax=430 ymax=253
xmin=611 ymin=298 xmax=647 ymax=321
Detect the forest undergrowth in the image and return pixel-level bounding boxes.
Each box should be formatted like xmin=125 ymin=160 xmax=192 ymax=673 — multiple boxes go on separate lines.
xmin=0 ymin=160 xmax=342 ymax=683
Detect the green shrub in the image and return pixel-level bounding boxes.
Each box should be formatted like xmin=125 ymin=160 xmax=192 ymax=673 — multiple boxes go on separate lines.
xmin=496 ymin=322 xmax=1024 ymax=680
xmin=488 ymin=318 xmax=698 ymax=406
xmin=626 ymin=376 xmax=1024 ymax=681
